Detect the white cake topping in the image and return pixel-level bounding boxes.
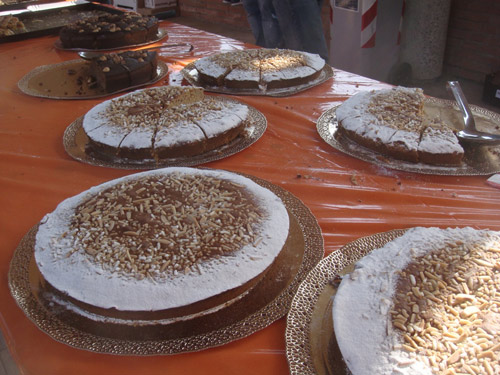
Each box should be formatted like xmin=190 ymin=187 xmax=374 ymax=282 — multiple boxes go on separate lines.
xmin=225 ymin=68 xmax=260 ymax=84
xmin=154 ymin=120 xmax=205 ymax=150
xmin=35 ymin=167 xmax=290 ymax=312
xmin=333 ymin=227 xmax=500 ymax=375
xmin=194 ymin=59 xmax=228 ymax=80
xmin=418 ymin=124 xmax=464 ymax=155
xmin=387 ymin=129 xmax=420 ymax=152
xmin=336 ymin=90 xmax=397 ymax=145
xmin=194 ymin=99 xmax=248 ymax=138
xmin=302 ymin=51 xmax=325 ymax=71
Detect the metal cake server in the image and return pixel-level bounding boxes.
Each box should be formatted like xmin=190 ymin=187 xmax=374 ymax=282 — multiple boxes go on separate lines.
xmin=447 ymin=80 xmax=500 ymax=145
xmin=77 ymin=43 xmax=194 ymax=60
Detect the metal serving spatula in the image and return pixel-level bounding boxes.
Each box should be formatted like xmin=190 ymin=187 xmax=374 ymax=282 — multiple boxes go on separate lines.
xmin=447 ymin=81 xmax=500 ymax=145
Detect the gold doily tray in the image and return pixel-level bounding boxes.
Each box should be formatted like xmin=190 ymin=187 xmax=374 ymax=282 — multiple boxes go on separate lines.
xmin=285 ymin=229 xmax=407 ymax=375
xmin=8 ymin=172 xmax=324 ymax=355
xmin=18 ymin=59 xmax=168 ymax=100
xmin=181 ymin=63 xmax=333 ymax=97
xmin=317 ymin=98 xmax=500 ymax=176
xmin=63 ymin=99 xmax=267 ymax=169
xmin=53 ymin=28 xmax=168 ymax=51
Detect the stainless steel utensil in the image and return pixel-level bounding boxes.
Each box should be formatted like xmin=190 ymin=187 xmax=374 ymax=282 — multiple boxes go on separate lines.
xmin=77 ymin=43 xmax=194 ymax=60
xmin=447 ymin=80 xmax=500 ymax=145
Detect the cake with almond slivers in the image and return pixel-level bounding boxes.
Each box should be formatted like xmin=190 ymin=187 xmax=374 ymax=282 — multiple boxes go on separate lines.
xmin=336 ymin=87 xmax=465 ymax=165
xmin=193 ymin=48 xmax=325 ymax=91
xmin=34 ymin=167 xmax=290 ymax=328
xmin=82 ymin=86 xmax=249 ymax=161
xmin=332 ymin=227 xmax=500 ymax=375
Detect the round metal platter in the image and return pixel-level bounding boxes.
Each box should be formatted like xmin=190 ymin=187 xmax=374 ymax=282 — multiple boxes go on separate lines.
xmin=63 ymin=97 xmax=267 ymax=169
xmin=181 ymin=62 xmax=333 ymax=97
xmin=18 ymin=59 xmax=169 ymax=100
xmin=285 ymin=229 xmax=407 ymax=375
xmin=317 ymin=98 xmax=500 ymax=176
xmin=9 ymin=171 xmax=324 ymax=355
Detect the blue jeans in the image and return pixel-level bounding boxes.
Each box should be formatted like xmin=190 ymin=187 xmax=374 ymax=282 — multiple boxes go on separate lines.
xmin=242 ymin=0 xmax=282 ymax=48
xmin=287 ymin=0 xmax=328 ymax=60
xmin=243 ymin=0 xmax=329 ymax=61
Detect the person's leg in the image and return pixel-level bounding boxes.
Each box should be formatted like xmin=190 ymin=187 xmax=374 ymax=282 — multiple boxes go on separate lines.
xmin=242 ymin=0 xmax=266 ymax=46
xmin=288 ymin=0 xmax=329 ymax=60
xmin=271 ymin=0 xmax=302 ymax=51
xmin=257 ymin=0 xmax=282 ymax=48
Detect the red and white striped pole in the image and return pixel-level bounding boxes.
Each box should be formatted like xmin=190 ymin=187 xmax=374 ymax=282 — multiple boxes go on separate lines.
xmin=360 ymin=0 xmax=377 ymax=48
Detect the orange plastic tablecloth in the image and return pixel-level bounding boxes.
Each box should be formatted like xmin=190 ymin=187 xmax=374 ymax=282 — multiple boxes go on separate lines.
xmin=1 ymin=21 xmax=499 ymax=375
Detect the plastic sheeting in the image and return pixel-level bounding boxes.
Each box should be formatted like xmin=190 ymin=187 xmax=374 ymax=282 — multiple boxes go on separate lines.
xmin=0 ymin=21 xmax=499 ymax=375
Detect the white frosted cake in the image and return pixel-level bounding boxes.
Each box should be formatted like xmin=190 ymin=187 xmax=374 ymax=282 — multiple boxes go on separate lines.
xmin=336 ymin=87 xmax=464 ymax=165
xmin=82 ymin=86 xmax=249 ymax=161
xmin=34 ymin=167 xmax=290 ymax=324
xmin=193 ymin=48 xmax=325 ymax=91
xmin=332 ymin=227 xmax=500 ymax=375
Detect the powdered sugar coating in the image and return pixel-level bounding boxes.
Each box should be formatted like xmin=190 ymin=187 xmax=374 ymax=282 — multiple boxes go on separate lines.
xmin=83 ymin=99 xmax=126 ymax=148
xmin=336 ymin=90 xmax=397 ymax=145
xmin=418 ymin=125 xmax=463 ymax=155
xmin=302 ymin=51 xmax=325 ymax=71
xmin=195 ymin=101 xmax=248 ymax=138
xmin=154 ymin=120 xmax=205 ymax=149
xmin=119 ymin=125 xmax=154 ymax=150
xmin=35 ymin=167 xmax=289 ymax=312
xmin=332 ymin=227 xmax=499 ymax=375
xmin=225 ymin=68 xmax=260 ymax=85
xmin=193 ymin=58 xmax=228 ymax=80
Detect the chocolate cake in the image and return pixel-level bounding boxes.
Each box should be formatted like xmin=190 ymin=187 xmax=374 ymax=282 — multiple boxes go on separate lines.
xmin=332 ymin=227 xmax=500 ymax=375
xmin=59 ymin=12 xmax=158 ymax=50
xmin=34 ymin=167 xmax=290 ymax=328
xmin=82 ymin=86 xmax=250 ymax=161
xmin=336 ymin=87 xmax=465 ymax=165
xmin=89 ymin=50 xmax=158 ymax=93
xmin=193 ymin=48 xmax=325 ymax=92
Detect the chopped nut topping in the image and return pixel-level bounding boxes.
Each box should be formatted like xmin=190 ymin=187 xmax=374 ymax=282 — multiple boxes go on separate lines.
xmin=205 ymin=49 xmax=307 ymax=72
xmin=102 ymin=86 xmax=207 ymax=133
xmin=60 ymin=173 xmax=265 ymax=281
xmin=368 ymin=90 xmax=424 ymax=132
xmin=391 ymin=236 xmax=500 ymax=374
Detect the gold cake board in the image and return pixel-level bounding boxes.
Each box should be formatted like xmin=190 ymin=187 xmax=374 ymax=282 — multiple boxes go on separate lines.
xmin=9 ymin=172 xmax=324 ymax=355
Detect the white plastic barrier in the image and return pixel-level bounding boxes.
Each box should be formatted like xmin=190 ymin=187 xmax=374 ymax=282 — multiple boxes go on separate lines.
xmin=329 ymin=0 xmax=405 ymax=83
